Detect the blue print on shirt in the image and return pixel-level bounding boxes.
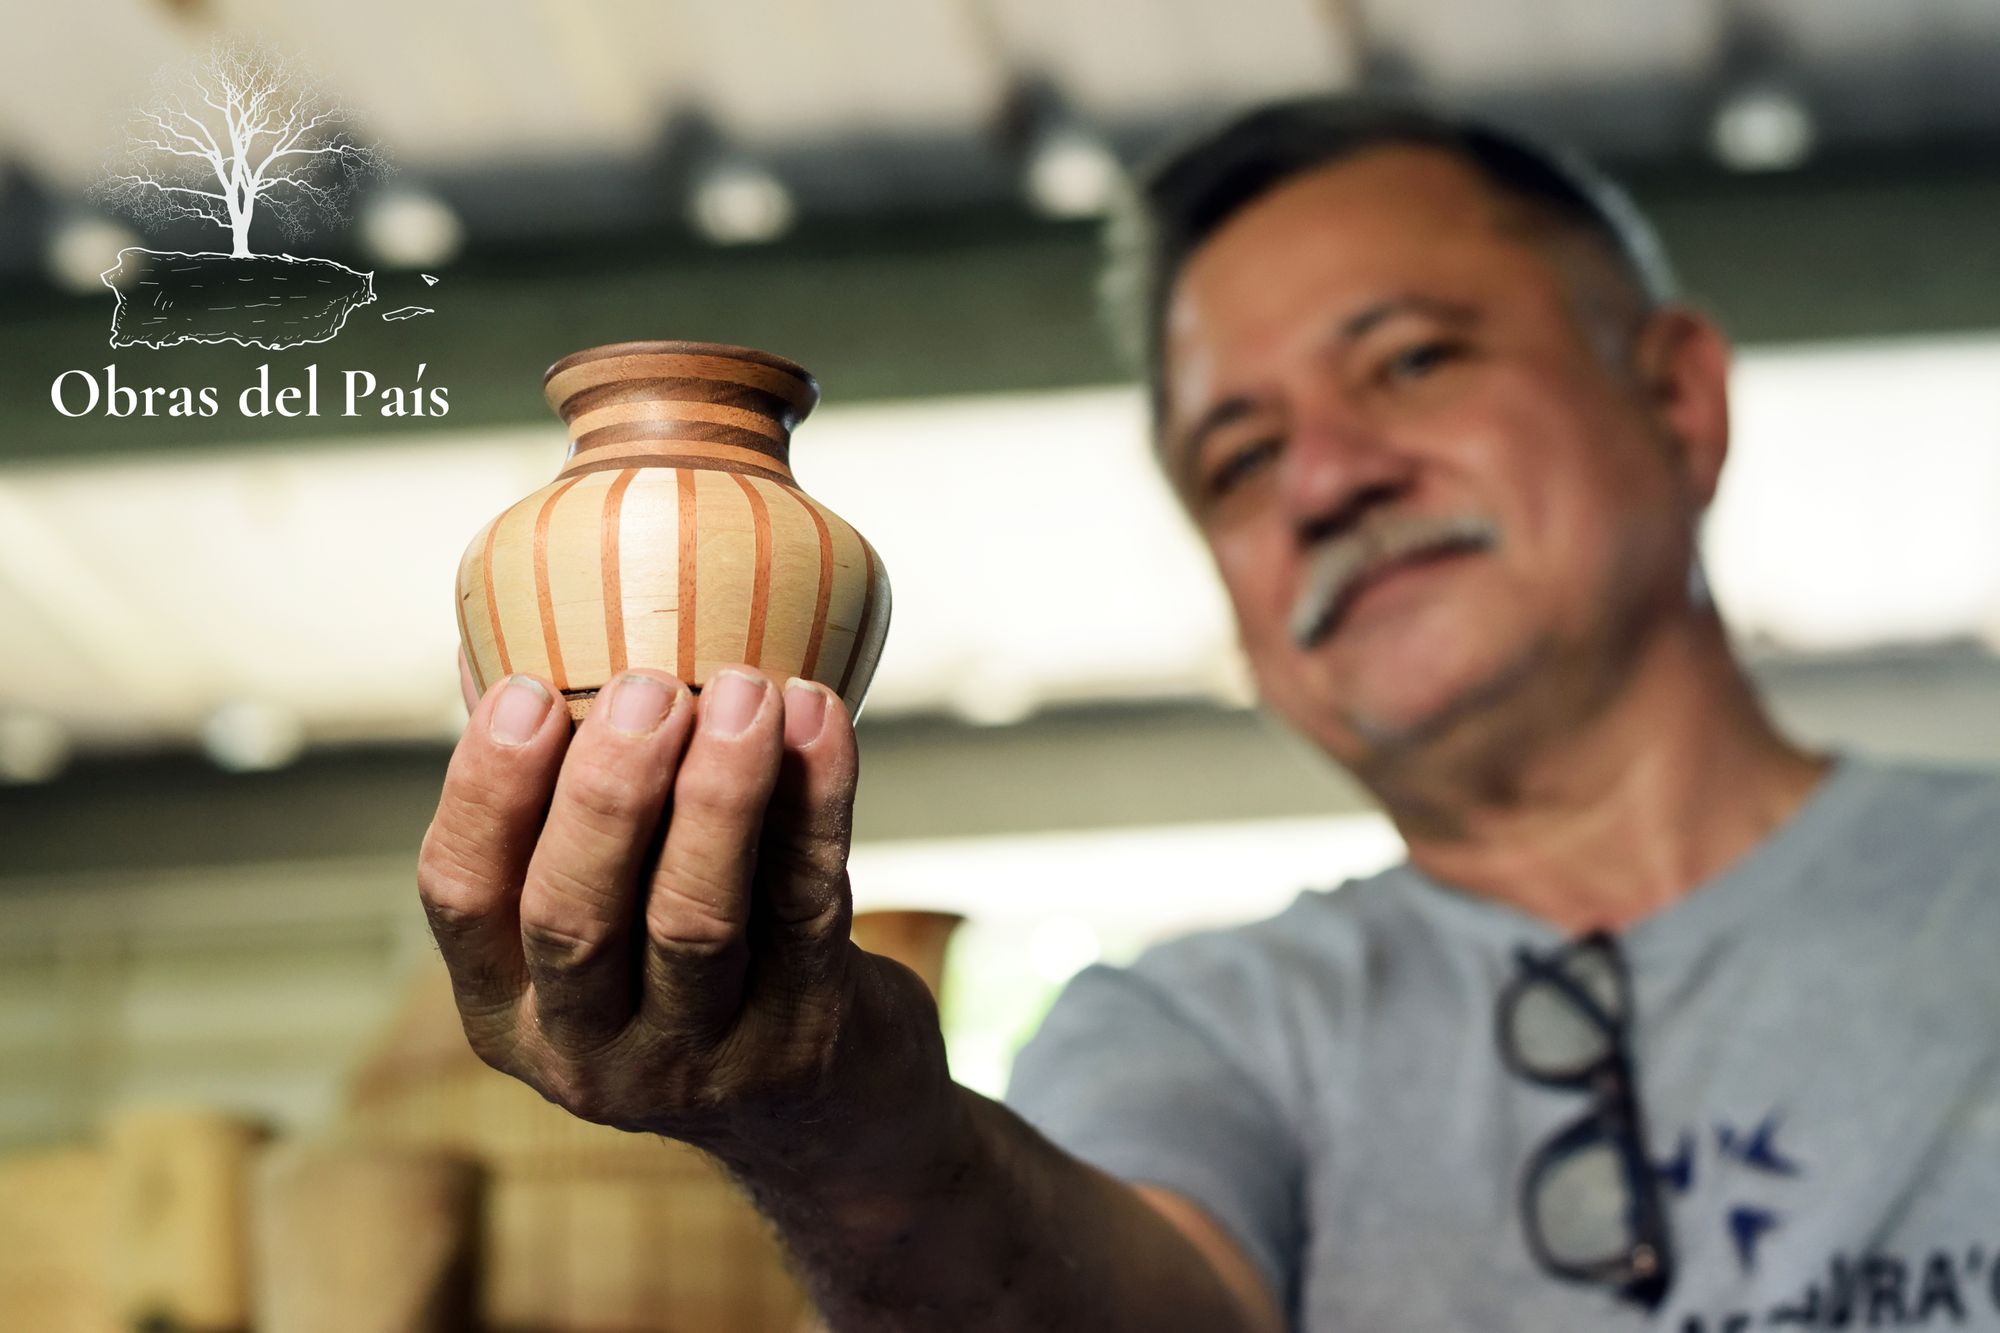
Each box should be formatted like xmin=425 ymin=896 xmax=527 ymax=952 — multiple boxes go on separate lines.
xmin=1658 ymin=1111 xmax=1805 ymax=1275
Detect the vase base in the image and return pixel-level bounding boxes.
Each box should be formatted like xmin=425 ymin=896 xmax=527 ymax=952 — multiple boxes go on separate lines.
xmin=560 ymin=679 xmax=716 ymax=723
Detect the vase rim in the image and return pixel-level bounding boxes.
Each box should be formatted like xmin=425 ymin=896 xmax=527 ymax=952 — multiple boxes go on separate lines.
xmin=543 ymin=340 xmax=817 ymax=390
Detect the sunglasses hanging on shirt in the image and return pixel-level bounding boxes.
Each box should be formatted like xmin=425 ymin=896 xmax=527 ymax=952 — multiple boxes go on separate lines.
xmin=1496 ymin=929 xmax=1675 ymax=1311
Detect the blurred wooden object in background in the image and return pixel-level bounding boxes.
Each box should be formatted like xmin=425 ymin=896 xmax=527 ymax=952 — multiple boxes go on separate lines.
xmin=106 ymin=1108 xmax=264 ymax=1332
xmin=0 ymin=1147 xmax=115 ymax=1333
xmin=344 ymin=962 xmax=812 ymax=1331
xmin=850 ymin=909 xmax=965 ymax=1000
xmin=0 ymin=908 xmax=963 ymax=1332
xmin=251 ymin=1143 xmax=482 ymax=1333
xmin=344 ymin=909 xmax=963 ymax=1331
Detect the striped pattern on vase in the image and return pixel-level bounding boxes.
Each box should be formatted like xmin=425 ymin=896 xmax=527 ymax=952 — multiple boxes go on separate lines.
xmin=455 ymin=341 xmax=892 ymax=720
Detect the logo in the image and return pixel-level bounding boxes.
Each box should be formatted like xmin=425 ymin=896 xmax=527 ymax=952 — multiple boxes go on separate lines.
xmin=93 ymin=39 xmax=424 ymax=350
xmin=50 ymin=39 xmax=448 ymax=423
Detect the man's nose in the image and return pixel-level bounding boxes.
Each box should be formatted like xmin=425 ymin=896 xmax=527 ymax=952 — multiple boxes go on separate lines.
xmin=1280 ymin=403 xmax=1417 ymax=543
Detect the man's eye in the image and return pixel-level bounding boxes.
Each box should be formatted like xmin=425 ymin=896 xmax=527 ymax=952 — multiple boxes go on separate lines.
xmin=1383 ymin=340 xmax=1462 ymax=383
xmin=1205 ymin=438 xmax=1279 ymax=498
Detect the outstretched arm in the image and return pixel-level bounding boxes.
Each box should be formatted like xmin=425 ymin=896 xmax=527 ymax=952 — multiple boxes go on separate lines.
xmin=730 ymin=1079 xmax=1285 ymax=1331
xmin=419 ymin=663 xmax=1282 ymax=1331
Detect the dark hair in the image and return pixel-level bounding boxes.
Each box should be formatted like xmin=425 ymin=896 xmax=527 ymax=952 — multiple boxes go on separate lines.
xmin=1107 ymin=96 xmax=1678 ymax=434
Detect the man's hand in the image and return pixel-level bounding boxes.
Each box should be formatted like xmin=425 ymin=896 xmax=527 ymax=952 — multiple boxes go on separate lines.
xmin=420 ymin=659 xmax=1275 ymax=1333
xmin=416 ymin=664 xmax=951 ymax=1179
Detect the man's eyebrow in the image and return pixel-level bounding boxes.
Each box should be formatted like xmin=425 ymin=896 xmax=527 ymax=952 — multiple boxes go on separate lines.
xmin=1337 ymin=293 xmax=1480 ymax=344
xmin=1173 ymin=395 xmax=1262 ymax=486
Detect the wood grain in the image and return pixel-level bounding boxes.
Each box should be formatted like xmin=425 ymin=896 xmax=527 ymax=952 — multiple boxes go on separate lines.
xmin=251 ymin=1145 xmax=482 ymax=1333
xmin=457 ymin=342 xmax=891 ymax=718
xmin=105 ymin=1108 xmax=264 ymax=1331
xmin=343 ymin=961 xmax=814 ymax=1331
xmin=0 ymin=1148 xmax=115 ymax=1333
xmin=600 ymin=468 xmax=637 ymax=676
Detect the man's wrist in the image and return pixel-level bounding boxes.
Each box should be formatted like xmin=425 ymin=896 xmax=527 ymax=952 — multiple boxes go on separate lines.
xmin=781 ymin=1078 xmax=982 ymax=1242
xmin=712 ymin=947 xmax=974 ymax=1236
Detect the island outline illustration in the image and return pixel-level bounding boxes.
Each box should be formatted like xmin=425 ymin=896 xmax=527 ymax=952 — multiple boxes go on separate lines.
xmin=102 ymin=248 xmax=378 ymax=350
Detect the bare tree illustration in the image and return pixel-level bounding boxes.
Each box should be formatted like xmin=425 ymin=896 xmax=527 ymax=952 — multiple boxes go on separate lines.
xmin=99 ymin=40 xmax=386 ymax=257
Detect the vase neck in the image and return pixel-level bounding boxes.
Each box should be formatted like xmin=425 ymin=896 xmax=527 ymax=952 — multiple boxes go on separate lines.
xmin=543 ymin=342 xmax=819 ymax=486
xmin=556 ymin=433 xmax=798 ymax=485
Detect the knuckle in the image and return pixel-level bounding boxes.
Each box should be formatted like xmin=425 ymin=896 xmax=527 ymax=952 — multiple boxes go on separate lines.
xmin=464 ymin=1027 xmax=517 ymax=1076
xmin=421 ymin=896 xmax=485 ymax=943
xmin=526 ymin=852 xmax=626 ymax=920
xmin=519 ymin=906 xmax=619 ymax=969
xmin=674 ymin=751 xmax=773 ymax=824
xmin=559 ymin=753 xmax=660 ymax=832
xmin=540 ymin=1064 xmax=599 ymax=1117
xmin=648 ymin=874 xmax=744 ymax=948
xmin=648 ymin=931 xmax=740 ymax=973
xmin=416 ymin=844 xmax=500 ymax=930
xmin=804 ymin=882 xmax=853 ymax=939
xmin=529 ymin=1056 xmax=654 ymax=1131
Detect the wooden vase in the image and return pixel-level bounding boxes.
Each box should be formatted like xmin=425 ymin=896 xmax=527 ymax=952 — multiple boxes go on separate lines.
xmin=250 ymin=1144 xmax=483 ymax=1333
xmin=851 ymin=909 xmax=965 ymax=1002
xmin=104 ymin=1108 xmax=265 ymax=1331
xmin=457 ymin=341 xmax=892 ymax=721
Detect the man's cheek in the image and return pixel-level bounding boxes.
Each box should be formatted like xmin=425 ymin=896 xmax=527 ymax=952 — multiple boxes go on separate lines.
xmin=1213 ymin=549 xmax=1283 ymax=640
xmin=1226 ymin=600 xmax=1300 ymax=707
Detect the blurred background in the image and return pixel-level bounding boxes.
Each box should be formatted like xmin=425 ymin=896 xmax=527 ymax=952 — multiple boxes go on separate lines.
xmin=6 ymin=0 xmax=2000 ymax=1328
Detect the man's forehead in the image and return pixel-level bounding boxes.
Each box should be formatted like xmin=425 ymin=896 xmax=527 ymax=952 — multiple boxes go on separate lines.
xmin=1170 ymin=147 xmax=1519 ymax=323
xmin=1158 ymin=150 xmax=1572 ymax=427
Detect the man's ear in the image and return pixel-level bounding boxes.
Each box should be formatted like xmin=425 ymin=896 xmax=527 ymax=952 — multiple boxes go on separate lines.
xmin=1630 ymin=306 xmax=1731 ymax=509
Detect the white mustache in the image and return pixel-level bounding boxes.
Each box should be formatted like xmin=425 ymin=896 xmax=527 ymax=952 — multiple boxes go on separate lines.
xmin=1288 ymin=512 xmax=1499 ymax=648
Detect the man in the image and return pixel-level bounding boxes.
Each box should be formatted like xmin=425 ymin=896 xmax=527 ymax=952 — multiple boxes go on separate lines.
xmin=419 ymin=97 xmax=2000 ymax=1330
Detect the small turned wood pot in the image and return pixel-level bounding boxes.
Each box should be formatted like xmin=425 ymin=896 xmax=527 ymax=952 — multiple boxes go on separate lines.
xmin=456 ymin=341 xmax=892 ymax=720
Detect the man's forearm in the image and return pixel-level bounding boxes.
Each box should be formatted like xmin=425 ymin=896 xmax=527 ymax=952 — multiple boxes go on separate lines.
xmin=727 ymin=1083 xmax=1264 ymax=1332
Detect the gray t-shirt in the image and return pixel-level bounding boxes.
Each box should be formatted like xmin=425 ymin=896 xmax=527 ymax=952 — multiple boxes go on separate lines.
xmin=1004 ymin=751 xmax=2000 ymax=1330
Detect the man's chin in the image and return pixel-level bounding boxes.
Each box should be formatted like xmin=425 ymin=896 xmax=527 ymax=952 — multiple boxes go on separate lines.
xmin=1261 ymin=684 xmax=1464 ymax=770
xmin=1345 ymin=694 xmax=1469 ymax=756
xmin=1306 ymin=649 xmax=1545 ymax=768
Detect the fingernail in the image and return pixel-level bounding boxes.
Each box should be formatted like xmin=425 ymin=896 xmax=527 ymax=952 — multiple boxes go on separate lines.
xmin=607 ymin=673 xmax=675 ymax=736
xmin=490 ymin=676 xmax=553 ymax=746
xmin=702 ymin=669 xmax=767 ymax=738
xmin=784 ymin=678 xmax=829 ymax=747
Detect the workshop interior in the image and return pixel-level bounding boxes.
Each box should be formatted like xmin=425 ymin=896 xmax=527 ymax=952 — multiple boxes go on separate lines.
xmin=5 ymin=2 xmax=2000 ymax=1327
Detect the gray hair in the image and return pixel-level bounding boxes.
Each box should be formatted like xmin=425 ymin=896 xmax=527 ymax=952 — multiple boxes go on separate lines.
xmin=1101 ymin=96 xmax=1679 ymax=435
